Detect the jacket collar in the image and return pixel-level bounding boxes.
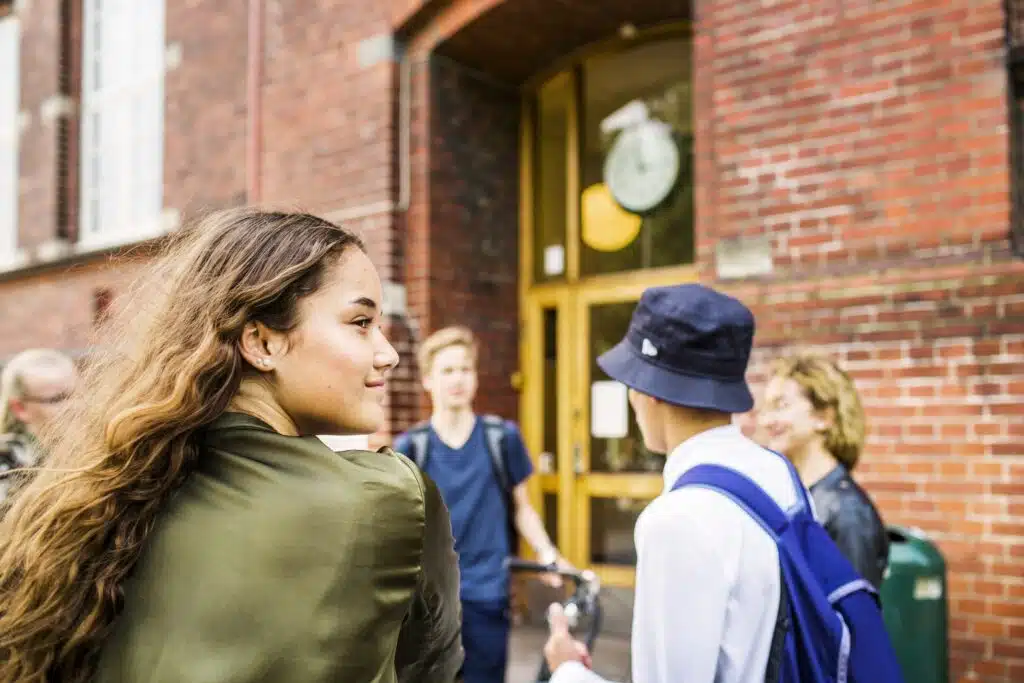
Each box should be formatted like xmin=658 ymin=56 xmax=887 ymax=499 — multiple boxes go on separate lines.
xmin=661 ymin=424 xmax=743 ymax=494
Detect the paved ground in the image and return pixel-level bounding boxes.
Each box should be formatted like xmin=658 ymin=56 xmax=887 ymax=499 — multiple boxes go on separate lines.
xmin=506 ymin=625 xmax=632 ymax=683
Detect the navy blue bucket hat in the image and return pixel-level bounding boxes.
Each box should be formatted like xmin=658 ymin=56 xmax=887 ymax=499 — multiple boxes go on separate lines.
xmin=597 ymin=283 xmax=756 ymax=414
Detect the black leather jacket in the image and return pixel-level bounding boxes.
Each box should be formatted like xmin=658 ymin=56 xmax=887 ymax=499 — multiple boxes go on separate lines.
xmin=809 ymin=466 xmax=889 ymax=589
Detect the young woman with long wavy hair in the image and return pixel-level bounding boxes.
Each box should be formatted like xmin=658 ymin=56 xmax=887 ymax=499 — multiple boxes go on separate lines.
xmin=0 ymin=209 xmax=463 ymax=682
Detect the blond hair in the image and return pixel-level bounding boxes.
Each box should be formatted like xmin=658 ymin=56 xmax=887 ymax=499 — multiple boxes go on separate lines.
xmin=417 ymin=326 xmax=477 ymax=375
xmin=0 ymin=349 xmax=76 ymax=433
xmin=0 ymin=209 xmax=364 ymax=683
xmin=769 ymin=353 xmax=866 ymax=470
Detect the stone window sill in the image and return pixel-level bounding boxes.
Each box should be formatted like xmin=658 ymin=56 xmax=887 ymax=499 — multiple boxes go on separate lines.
xmin=0 ymin=208 xmax=180 ymax=281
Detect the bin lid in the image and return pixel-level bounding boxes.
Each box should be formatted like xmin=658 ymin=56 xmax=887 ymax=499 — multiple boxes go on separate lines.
xmin=887 ymin=525 xmax=946 ymax=571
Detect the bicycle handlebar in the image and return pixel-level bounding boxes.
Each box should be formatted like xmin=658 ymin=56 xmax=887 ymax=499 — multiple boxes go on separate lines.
xmin=505 ymin=556 xmax=604 ymax=681
xmin=504 ymin=557 xmax=593 ymax=584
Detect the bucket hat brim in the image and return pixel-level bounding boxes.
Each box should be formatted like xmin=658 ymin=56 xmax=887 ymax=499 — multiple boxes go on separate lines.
xmin=597 ymin=338 xmax=754 ymax=414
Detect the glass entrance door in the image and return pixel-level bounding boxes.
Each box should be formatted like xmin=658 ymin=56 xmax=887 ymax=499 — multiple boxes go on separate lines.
xmin=573 ymin=287 xmax=666 ymax=586
xmin=519 ymin=26 xmax=696 ymax=588
xmin=522 ymin=269 xmax=695 ymax=587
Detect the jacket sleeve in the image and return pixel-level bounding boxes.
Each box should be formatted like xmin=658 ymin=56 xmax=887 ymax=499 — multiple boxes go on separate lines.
xmin=394 ymin=471 xmax=463 ymax=683
xmin=824 ymin=494 xmax=890 ymax=590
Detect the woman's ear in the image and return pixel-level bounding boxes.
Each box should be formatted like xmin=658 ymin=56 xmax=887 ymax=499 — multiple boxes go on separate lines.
xmin=816 ymin=405 xmax=836 ymax=433
xmin=238 ymin=321 xmax=286 ymax=371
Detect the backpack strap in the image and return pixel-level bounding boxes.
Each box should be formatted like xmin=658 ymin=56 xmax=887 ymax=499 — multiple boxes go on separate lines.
xmin=406 ymin=421 xmax=432 ymax=470
xmin=675 ymin=464 xmax=795 ymax=683
xmin=481 ymin=414 xmax=510 ymax=491
xmin=765 ymin=447 xmax=815 ymax=516
xmin=405 ymin=416 xmax=511 ymax=488
xmin=481 ymin=414 xmax=519 ymax=556
xmin=672 ymin=463 xmax=791 ymax=537
xmin=763 ymin=561 xmax=791 ymax=683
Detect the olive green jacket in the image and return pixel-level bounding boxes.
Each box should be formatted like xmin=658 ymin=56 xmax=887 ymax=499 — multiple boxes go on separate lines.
xmin=95 ymin=413 xmax=463 ymax=682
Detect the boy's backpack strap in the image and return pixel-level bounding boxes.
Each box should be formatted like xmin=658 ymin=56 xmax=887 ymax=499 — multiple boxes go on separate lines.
xmin=673 ymin=463 xmax=791 ymax=537
xmin=404 ymin=416 xmax=510 ymax=489
xmin=765 ymin=447 xmax=815 ymax=516
xmin=674 ymin=464 xmax=795 ymax=683
xmin=480 ymin=414 xmax=519 ymax=555
xmin=406 ymin=421 xmax=432 ymax=469
xmin=481 ymin=414 xmax=510 ymax=491
xmin=764 ymin=561 xmax=791 ymax=683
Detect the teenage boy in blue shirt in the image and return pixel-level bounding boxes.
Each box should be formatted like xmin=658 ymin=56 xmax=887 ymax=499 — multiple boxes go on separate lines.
xmin=395 ymin=326 xmax=569 ymax=683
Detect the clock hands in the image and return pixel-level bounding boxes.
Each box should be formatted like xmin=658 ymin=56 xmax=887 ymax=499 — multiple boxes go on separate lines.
xmin=633 ymin=143 xmax=648 ymax=174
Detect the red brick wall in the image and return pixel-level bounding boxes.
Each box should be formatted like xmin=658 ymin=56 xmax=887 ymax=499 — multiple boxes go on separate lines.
xmin=694 ymin=2 xmax=1023 ymax=679
xmin=733 ymin=264 xmax=1024 ymax=682
xmin=14 ymin=0 xmax=60 ymax=250
xmin=0 ymin=257 xmax=147 ymax=357
xmin=700 ymin=0 xmax=1010 ymax=277
xmin=392 ymin=53 xmax=521 ymax=431
xmin=394 ymin=55 xmax=433 ymax=429
xmin=259 ymin=3 xmax=396 ymax=222
xmin=163 ymin=0 xmax=249 ymax=217
xmin=426 ymin=55 xmax=520 ymax=420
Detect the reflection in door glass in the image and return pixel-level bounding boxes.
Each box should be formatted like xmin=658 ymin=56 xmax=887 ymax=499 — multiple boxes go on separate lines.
xmin=533 ymin=74 xmax=570 ymax=283
xmin=543 ymin=493 xmax=559 ymax=549
xmin=541 ymin=308 xmax=558 ymax=472
xmin=589 ymin=302 xmax=666 ymax=473
xmin=580 ymin=37 xmax=695 ymax=276
xmin=590 ymin=497 xmax=646 ymax=565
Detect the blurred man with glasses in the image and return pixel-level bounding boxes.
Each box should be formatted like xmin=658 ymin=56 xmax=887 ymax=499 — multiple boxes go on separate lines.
xmin=0 ymin=349 xmax=78 ymax=502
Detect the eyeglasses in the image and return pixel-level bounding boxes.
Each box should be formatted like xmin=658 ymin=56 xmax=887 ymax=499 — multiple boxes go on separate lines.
xmin=21 ymin=393 xmax=72 ymax=405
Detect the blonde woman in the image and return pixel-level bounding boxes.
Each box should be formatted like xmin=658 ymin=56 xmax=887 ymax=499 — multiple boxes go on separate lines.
xmin=758 ymin=353 xmax=889 ymax=588
xmin=0 ymin=209 xmax=463 ymax=683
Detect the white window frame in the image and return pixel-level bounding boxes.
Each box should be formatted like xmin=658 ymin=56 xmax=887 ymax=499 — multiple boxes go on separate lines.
xmin=0 ymin=15 xmax=19 ymax=265
xmin=80 ymin=0 xmax=166 ymax=249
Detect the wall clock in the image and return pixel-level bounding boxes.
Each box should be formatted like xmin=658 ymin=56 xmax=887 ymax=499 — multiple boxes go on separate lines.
xmin=603 ymin=120 xmax=680 ymax=215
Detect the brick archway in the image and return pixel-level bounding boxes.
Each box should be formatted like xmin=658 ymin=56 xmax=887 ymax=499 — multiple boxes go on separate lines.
xmin=405 ymin=0 xmax=693 ymax=83
xmin=394 ymin=0 xmax=697 ymax=425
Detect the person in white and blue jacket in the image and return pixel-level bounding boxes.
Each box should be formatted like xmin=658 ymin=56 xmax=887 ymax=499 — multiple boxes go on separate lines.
xmin=544 ymin=284 xmax=805 ymax=683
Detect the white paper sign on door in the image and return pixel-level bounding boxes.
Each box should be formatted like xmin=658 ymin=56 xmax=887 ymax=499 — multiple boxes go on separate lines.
xmin=591 ymin=380 xmax=629 ymax=439
xmin=543 ymin=245 xmax=565 ymax=276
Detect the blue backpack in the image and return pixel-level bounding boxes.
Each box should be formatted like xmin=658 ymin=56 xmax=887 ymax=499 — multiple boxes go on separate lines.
xmin=673 ymin=454 xmax=905 ymax=683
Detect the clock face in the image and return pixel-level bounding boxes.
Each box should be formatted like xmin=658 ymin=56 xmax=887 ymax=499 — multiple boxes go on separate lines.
xmin=603 ymin=121 xmax=681 ymax=214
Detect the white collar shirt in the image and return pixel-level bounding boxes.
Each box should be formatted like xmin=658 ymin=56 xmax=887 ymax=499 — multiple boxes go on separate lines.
xmin=551 ymin=425 xmax=806 ymax=683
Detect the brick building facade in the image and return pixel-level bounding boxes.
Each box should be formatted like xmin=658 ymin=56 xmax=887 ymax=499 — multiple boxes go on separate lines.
xmin=1 ymin=1 xmax=1022 ymax=681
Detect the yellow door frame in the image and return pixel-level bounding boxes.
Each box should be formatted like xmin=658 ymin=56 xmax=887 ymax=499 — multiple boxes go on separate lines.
xmin=518 ymin=63 xmax=697 ymax=588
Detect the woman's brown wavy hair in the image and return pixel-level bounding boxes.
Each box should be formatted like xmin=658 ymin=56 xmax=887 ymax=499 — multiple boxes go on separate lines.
xmin=0 ymin=208 xmax=364 ymax=682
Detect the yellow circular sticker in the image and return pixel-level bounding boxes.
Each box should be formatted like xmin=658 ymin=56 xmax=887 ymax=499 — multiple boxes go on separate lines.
xmin=581 ymin=183 xmax=642 ymax=252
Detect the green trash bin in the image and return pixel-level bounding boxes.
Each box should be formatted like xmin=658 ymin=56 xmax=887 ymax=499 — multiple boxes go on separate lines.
xmin=880 ymin=525 xmax=949 ymax=683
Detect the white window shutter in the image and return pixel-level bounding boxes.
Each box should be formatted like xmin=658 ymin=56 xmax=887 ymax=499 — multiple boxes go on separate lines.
xmin=80 ymin=0 xmax=102 ymax=241
xmin=134 ymin=0 xmax=165 ymax=233
xmin=0 ymin=17 xmax=19 ymax=260
xmin=81 ymin=0 xmax=165 ymax=247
